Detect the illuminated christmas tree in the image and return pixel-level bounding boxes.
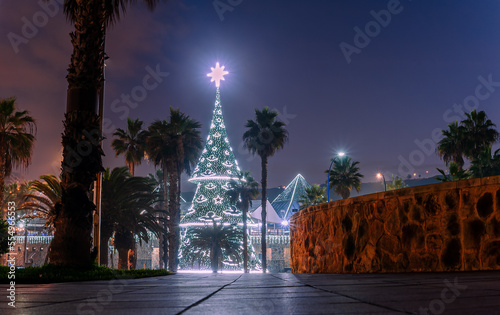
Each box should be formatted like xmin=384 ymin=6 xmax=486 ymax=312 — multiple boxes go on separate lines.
xmin=180 ymin=63 xmax=260 ymax=271
xmin=181 ymin=63 xmax=243 ymax=225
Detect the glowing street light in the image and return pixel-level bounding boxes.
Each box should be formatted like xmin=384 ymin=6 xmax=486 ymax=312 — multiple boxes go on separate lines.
xmin=327 ymin=152 xmax=345 ymax=201
xmin=281 ymin=220 xmax=289 ymax=227
xmin=377 ymin=173 xmax=387 ymax=192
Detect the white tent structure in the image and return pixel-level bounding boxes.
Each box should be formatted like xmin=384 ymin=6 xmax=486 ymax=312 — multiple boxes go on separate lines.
xmin=250 ymin=200 xmax=282 ymax=224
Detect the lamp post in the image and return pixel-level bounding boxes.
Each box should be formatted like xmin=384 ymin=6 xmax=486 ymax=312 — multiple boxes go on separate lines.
xmin=377 ymin=173 xmax=387 ymax=192
xmin=327 ymin=152 xmax=345 ymax=201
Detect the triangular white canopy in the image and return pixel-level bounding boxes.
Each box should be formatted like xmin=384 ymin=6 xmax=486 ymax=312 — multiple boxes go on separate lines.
xmin=250 ymin=200 xmax=282 ymax=224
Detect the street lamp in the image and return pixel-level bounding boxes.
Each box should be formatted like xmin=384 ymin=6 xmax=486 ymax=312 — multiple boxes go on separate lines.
xmin=377 ymin=173 xmax=386 ymax=192
xmin=327 ymin=152 xmax=345 ymax=201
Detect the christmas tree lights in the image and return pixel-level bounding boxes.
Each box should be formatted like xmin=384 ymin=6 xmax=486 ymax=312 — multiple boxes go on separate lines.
xmin=181 ymin=65 xmax=242 ymax=225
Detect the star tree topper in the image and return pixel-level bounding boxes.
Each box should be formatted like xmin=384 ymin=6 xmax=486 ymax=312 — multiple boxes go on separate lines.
xmin=207 ymin=62 xmax=228 ymax=88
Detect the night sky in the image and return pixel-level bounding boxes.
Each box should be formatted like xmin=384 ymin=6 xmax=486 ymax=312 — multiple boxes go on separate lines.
xmin=1 ymin=0 xmax=500 ymax=191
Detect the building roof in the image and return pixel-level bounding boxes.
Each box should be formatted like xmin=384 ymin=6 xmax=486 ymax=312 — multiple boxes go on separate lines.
xmin=271 ymin=174 xmax=311 ymax=220
xmin=250 ymin=200 xmax=282 ymax=224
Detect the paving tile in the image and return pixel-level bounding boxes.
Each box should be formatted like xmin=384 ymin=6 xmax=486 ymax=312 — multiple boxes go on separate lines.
xmin=2 ymin=271 xmax=500 ymax=314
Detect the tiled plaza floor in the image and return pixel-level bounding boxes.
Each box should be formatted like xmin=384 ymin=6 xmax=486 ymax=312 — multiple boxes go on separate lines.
xmin=2 ymin=271 xmax=500 ymax=314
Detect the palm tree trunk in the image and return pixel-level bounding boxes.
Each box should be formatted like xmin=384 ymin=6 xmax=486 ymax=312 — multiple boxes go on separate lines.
xmin=115 ymin=229 xmax=133 ymax=269
xmin=169 ymin=136 xmax=184 ymax=272
xmin=167 ymin=161 xmax=179 ymax=272
xmin=261 ymin=155 xmax=267 ymax=273
xmin=243 ymin=207 xmax=248 ymax=273
xmin=52 ymin=0 xmax=105 ymax=268
xmin=129 ymin=162 xmax=134 ymax=176
xmin=117 ymin=246 xmax=129 ymax=269
xmin=159 ymin=163 xmax=169 ymax=269
xmin=99 ymin=235 xmax=111 ymax=267
xmin=211 ymin=241 xmax=218 ymax=273
xmin=129 ymin=241 xmax=136 ymax=270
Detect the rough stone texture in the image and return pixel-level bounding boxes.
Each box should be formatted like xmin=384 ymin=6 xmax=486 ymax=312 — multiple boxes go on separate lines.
xmin=291 ymin=176 xmax=500 ymax=273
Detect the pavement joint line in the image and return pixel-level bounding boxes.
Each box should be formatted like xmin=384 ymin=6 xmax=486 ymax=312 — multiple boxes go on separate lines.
xmin=176 ymin=274 xmax=242 ymax=315
xmin=18 ymin=283 xmax=166 ymax=310
xmin=268 ymin=275 xmax=412 ymax=314
xmin=301 ymin=283 xmax=413 ymax=314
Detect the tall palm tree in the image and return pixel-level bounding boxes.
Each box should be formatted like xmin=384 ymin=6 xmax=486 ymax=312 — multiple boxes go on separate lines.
xmin=437 ymin=121 xmax=466 ymax=170
xmin=144 ymin=120 xmax=170 ymax=269
xmin=325 ymin=156 xmax=363 ymax=199
xmin=166 ymin=108 xmax=202 ymax=272
xmin=112 ymin=118 xmax=147 ymax=176
xmin=145 ymin=108 xmax=202 ymax=271
xmin=461 ymin=110 xmax=499 ymax=162
xmin=0 ymin=97 xmax=36 ymax=213
xmin=54 ymin=0 xmax=163 ymax=268
xmin=298 ymin=184 xmax=327 ymax=209
xmin=146 ymin=169 xmax=167 ymax=269
xmin=243 ymin=107 xmax=288 ymax=273
xmin=101 ymin=167 xmax=163 ymax=269
xmin=184 ymin=223 xmax=242 ymax=273
xmin=228 ymin=171 xmax=260 ymax=273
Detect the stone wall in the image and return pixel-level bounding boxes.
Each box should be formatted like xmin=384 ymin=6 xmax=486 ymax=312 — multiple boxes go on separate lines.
xmin=290 ymin=176 xmax=500 ymax=273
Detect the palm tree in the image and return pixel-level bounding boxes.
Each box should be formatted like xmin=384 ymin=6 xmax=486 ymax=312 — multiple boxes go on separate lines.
xmin=101 ymin=167 xmax=163 ymax=269
xmin=437 ymin=121 xmax=466 ymax=170
xmin=18 ymin=175 xmax=61 ymax=229
xmin=165 ymin=108 xmax=202 ymax=272
xmin=228 ymin=171 xmax=260 ymax=273
xmin=298 ymin=185 xmax=327 ymax=209
xmin=325 ymin=156 xmax=363 ymax=199
xmin=146 ymin=169 xmax=168 ymax=269
xmin=112 ymin=118 xmax=147 ymax=176
xmin=469 ymin=147 xmax=500 ymax=178
xmin=461 ymin=110 xmax=499 ymax=162
xmin=184 ymin=222 xmax=242 ymax=273
xmin=17 ymin=175 xmax=62 ymax=264
xmin=436 ymin=162 xmax=470 ymax=182
xmin=243 ymin=107 xmax=288 ymax=273
xmin=386 ymin=175 xmax=408 ymax=191
xmin=0 ymin=97 xmax=36 ymax=212
xmin=145 ymin=109 xmax=202 ymax=271
xmin=53 ymin=0 xmax=163 ymax=267
xmin=144 ymin=120 xmax=170 ymax=269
